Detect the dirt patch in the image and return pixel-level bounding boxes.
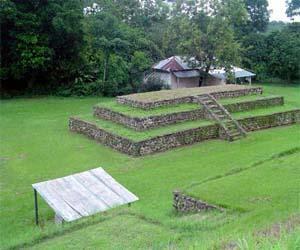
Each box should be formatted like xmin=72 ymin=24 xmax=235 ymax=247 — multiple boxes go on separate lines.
xmin=254 ymin=214 xmax=300 ymax=239
xmin=248 ymin=196 xmax=272 ymax=204
xmin=222 ymin=214 xmax=300 ymax=249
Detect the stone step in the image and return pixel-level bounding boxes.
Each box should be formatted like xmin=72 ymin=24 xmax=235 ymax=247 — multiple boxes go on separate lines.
xmin=227 ymin=128 xmax=239 ymax=134
xmin=231 ymin=137 xmax=241 ymax=142
xmin=214 ymin=109 xmax=223 ymax=114
xmin=198 ymin=97 xmax=210 ymax=100
xmin=206 ymin=103 xmax=218 ymax=107
xmin=230 ymin=134 xmax=242 ymax=141
xmin=229 ymin=131 xmax=241 ymax=137
xmin=226 ymin=123 xmax=237 ymax=127
xmin=197 ymin=94 xmax=246 ymax=142
xmin=217 ymin=115 xmax=228 ymax=119
xmin=204 ymin=101 xmax=215 ymax=105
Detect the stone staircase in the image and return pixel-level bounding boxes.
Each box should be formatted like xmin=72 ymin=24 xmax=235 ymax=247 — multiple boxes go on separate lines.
xmin=195 ymin=94 xmax=247 ymax=141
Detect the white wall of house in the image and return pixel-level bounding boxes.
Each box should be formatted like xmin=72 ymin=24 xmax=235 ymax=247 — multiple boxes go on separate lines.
xmin=148 ymin=71 xmax=226 ymax=89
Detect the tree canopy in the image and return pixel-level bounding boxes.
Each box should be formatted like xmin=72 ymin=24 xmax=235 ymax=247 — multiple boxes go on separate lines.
xmin=286 ymin=0 xmax=300 ymax=17
xmin=1 ymin=0 xmax=299 ymax=96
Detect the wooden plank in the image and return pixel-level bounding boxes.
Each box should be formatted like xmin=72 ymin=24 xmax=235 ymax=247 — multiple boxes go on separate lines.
xmin=32 ymin=167 xmax=139 ymax=222
xmin=33 ymin=182 xmax=81 ymax=222
xmin=67 ymin=175 xmax=109 ymax=214
xmin=91 ymin=168 xmax=139 ymax=203
xmin=73 ymin=171 xmax=124 ymax=208
xmin=52 ymin=177 xmax=92 ymax=217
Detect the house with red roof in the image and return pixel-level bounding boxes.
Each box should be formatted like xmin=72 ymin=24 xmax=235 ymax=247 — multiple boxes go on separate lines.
xmin=146 ymin=56 xmax=255 ymax=89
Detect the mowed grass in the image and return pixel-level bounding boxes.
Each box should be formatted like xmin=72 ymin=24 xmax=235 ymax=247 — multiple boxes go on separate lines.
xmin=0 ymin=83 xmax=300 ymax=249
xmin=96 ymin=101 xmax=200 ymax=117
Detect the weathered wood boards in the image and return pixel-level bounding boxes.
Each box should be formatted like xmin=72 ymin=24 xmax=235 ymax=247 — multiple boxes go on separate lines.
xmin=32 ymin=167 xmax=139 ymax=223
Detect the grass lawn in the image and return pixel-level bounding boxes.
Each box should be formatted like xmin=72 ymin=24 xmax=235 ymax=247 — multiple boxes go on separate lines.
xmin=96 ymin=90 xmax=274 ymax=118
xmin=95 ymin=101 xmax=200 ymax=117
xmin=0 ymin=83 xmax=300 ymax=249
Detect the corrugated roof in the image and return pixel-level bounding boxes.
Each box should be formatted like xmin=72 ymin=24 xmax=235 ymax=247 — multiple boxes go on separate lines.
xmin=209 ymin=67 xmax=256 ymax=80
xmin=152 ymin=56 xmax=192 ymax=71
xmin=173 ymin=70 xmax=200 ymax=78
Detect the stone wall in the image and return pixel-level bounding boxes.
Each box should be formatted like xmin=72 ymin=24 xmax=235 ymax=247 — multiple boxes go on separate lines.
xmin=173 ymin=191 xmax=219 ymax=212
xmin=94 ymin=96 xmax=283 ymax=131
xmin=138 ymin=124 xmax=219 ymax=155
xmin=239 ymin=109 xmax=300 ymax=131
xmin=225 ymin=96 xmax=284 ymax=113
xmin=117 ymin=87 xmax=263 ymax=109
xmin=69 ymin=109 xmax=300 ymax=156
xmin=69 ymin=117 xmax=219 ymax=156
xmin=69 ymin=118 xmax=139 ymax=156
xmin=93 ymin=106 xmax=205 ymax=131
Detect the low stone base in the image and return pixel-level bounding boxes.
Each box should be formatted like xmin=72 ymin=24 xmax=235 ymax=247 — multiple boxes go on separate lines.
xmin=173 ymin=191 xmax=219 ymax=212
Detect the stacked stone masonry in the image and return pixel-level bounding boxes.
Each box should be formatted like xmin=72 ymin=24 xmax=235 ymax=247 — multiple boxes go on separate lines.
xmin=117 ymin=87 xmax=263 ymax=109
xmin=69 ymin=109 xmax=300 ymax=156
xmin=173 ymin=191 xmax=219 ymax=212
xmin=94 ymin=96 xmax=284 ymax=131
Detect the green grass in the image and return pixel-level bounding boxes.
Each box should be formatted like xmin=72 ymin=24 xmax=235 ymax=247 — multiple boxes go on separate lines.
xmin=96 ymin=100 xmax=200 ymax=117
xmin=218 ymin=94 xmax=277 ymax=104
xmin=0 ymin=83 xmax=300 ymax=249
xmin=233 ymin=104 xmax=299 ymax=119
xmin=96 ymin=92 xmax=277 ymax=118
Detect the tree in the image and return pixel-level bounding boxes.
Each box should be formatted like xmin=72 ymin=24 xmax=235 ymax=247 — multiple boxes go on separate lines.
xmin=129 ymin=51 xmax=151 ymax=87
xmin=267 ymin=23 xmax=300 ymax=81
xmin=88 ymin=12 xmax=129 ymax=81
xmin=0 ymin=0 xmax=84 ymax=91
xmin=244 ymin=0 xmax=270 ymax=32
xmin=178 ymin=0 xmax=247 ymax=80
xmin=242 ymin=23 xmax=300 ymax=82
xmin=286 ymin=0 xmax=300 ymax=17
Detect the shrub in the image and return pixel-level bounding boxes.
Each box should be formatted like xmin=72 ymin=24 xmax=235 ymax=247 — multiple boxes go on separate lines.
xmin=139 ymin=74 xmax=170 ymax=93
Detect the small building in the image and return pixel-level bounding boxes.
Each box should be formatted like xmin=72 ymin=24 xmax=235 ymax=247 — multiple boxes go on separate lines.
xmin=146 ymin=56 xmax=255 ymax=89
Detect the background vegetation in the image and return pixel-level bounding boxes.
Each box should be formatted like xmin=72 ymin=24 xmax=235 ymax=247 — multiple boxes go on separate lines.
xmin=1 ymin=0 xmax=300 ymax=97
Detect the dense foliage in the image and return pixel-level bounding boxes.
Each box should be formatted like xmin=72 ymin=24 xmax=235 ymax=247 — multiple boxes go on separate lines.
xmin=242 ymin=23 xmax=300 ymax=81
xmin=1 ymin=0 xmax=299 ymax=96
xmin=286 ymin=0 xmax=300 ymax=17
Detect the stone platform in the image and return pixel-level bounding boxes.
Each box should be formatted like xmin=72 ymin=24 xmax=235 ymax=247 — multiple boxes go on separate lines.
xmin=69 ymin=85 xmax=299 ymax=156
xmin=70 ymin=109 xmax=300 ymax=156
xmin=94 ymin=96 xmax=283 ymax=131
xmin=117 ymin=85 xmax=263 ymax=109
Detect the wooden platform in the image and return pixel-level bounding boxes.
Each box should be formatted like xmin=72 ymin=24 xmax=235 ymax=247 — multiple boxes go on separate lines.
xmin=32 ymin=168 xmax=139 ymax=223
